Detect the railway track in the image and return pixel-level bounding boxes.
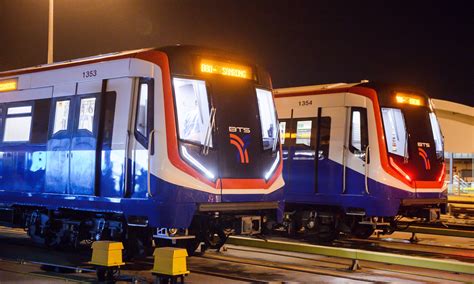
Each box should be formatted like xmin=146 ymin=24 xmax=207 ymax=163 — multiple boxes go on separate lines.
xmin=0 ymin=226 xmax=473 ymax=283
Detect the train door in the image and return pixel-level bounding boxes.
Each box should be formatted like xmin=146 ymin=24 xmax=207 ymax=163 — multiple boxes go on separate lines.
xmin=46 ymin=96 xmax=74 ymax=194
xmin=343 ymin=107 xmax=369 ymax=195
xmin=127 ymin=78 xmax=154 ymax=198
xmin=46 ymin=92 xmax=101 ymax=195
xmin=280 ymin=108 xmax=333 ymax=200
xmin=69 ymin=93 xmax=101 ymax=195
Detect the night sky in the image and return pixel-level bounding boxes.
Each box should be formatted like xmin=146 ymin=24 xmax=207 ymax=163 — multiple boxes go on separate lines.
xmin=0 ymin=0 xmax=472 ymax=106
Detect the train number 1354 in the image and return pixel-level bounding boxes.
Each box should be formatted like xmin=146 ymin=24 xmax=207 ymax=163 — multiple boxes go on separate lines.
xmin=82 ymin=70 xmax=97 ymax=78
xmin=298 ymin=100 xmax=312 ymax=106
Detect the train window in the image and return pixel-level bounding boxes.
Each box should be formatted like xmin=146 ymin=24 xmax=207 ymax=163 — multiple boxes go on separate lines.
xmin=350 ymin=108 xmax=368 ymax=156
xmin=30 ymin=99 xmax=51 ymax=144
xmin=296 ymin=120 xmax=312 ymax=146
xmin=134 ymin=78 xmax=154 ymax=148
xmin=53 ymin=100 xmax=70 ymax=134
xmin=256 ymin=88 xmax=278 ymax=151
xmin=279 ymin=121 xmax=287 ymax=144
xmin=381 ymin=108 xmax=407 ymax=157
xmin=3 ymin=105 xmax=32 ymax=142
xmin=429 ymin=112 xmax=444 ymax=159
xmin=173 ymin=78 xmax=212 ymax=146
xmin=136 ymin=83 xmax=148 ymax=137
xmin=78 ymin=97 xmax=96 ymax=133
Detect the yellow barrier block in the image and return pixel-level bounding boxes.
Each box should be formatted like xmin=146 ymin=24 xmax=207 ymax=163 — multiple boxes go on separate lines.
xmin=90 ymin=241 xmax=125 ymax=267
xmin=152 ymin=247 xmax=189 ymax=276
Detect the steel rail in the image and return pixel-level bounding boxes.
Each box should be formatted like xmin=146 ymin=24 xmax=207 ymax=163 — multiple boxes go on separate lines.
xmin=227 ymin=236 xmax=474 ymax=275
xmin=403 ymin=225 xmax=474 ymax=238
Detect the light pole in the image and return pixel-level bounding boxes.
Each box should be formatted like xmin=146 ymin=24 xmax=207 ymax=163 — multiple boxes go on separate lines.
xmin=47 ymin=0 xmax=54 ymax=64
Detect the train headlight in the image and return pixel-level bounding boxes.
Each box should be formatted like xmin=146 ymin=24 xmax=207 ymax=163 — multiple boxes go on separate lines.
xmin=264 ymin=152 xmax=280 ymax=180
xmin=181 ymin=146 xmax=215 ymax=180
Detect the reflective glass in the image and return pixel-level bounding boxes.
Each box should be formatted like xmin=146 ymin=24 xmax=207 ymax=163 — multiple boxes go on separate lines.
xmin=429 ymin=112 xmax=443 ymax=154
xmin=296 ymin=120 xmax=312 ymax=146
xmin=279 ymin=121 xmax=287 ymax=144
xmin=381 ymin=108 xmax=407 ymax=156
xmin=78 ymin=97 xmax=96 ymax=132
xmin=173 ymin=78 xmax=211 ymax=146
xmin=136 ymin=83 xmax=148 ymax=136
xmin=351 ymin=111 xmax=362 ymax=151
xmin=53 ymin=100 xmax=70 ymax=134
xmin=4 ymin=116 xmax=31 ymax=142
xmin=256 ymin=88 xmax=278 ymax=150
xmin=7 ymin=106 xmax=31 ymax=115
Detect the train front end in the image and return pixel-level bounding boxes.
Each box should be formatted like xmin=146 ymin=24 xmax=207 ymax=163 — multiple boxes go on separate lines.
xmin=148 ymin=47 xmax=284 ymax=250
xmin=378 ymin=87 xmax=447 ymax=221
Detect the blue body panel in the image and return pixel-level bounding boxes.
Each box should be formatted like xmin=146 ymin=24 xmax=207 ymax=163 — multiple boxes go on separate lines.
xmin=283 ymin=146 xmax=444 ymax=217
xmin=0 ymin=145 xmax=283 ymax=228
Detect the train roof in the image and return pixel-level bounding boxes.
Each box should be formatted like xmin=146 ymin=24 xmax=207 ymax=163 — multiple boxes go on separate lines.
xmin=0 ymin=45 xmax=259 ymax=78
xmin=273 ymin=81 xmax=366 ymax=96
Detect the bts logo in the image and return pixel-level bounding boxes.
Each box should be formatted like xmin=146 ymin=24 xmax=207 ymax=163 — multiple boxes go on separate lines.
xmin=229 ymin=128 xmax=250 ymax=164
xmin=229 ymin=126 xmax=251 ymax=133
xmin=418 ymin=147 xmax=431 ymax=170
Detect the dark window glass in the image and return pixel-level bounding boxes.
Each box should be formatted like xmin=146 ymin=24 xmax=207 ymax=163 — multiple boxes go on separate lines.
xmin=31 ymin=99 xmax=51 ymax=144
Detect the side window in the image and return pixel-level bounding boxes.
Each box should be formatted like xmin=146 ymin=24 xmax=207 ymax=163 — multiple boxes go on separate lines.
xmin=3 ymin=105 xmax=33 ymax=142
xmin=317 ymin=117 xmax=331 ymax=160
xmin=350 ymin=107 xmax=368 ymax=155
xmin=53 ymin=100 xmax=71 ymax=135
xmin=135 ymin=78 xmax=154 ymax=147
xmin=0 ymin=106 xmax=3 ymax=135
xmin=31 ymin=99 xmax=51 ymax=144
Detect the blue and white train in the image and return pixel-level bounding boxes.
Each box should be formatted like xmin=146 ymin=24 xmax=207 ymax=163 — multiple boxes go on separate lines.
xmin=0 ymin=46 xmax=284 ymax=254
xmin=274 ymin=81 xmax=447 ymax=241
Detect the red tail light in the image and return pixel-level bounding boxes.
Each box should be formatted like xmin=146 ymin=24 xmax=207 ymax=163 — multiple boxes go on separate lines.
xmin=389 ymin=157 xmax=412 ymax=182
xmin=437 ymin=163 xmax=446 ymax=183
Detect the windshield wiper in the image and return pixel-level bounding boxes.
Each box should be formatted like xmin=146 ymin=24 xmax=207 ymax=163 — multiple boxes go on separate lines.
xmin=202 ymin=107 xmax=216 ymax=156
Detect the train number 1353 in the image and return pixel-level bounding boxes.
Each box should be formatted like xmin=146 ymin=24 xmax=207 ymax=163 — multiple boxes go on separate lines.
xmin=82 ymin=70 xmax=97 ymax=78
xmin=298 ymin=100 xmax=312 ymax=106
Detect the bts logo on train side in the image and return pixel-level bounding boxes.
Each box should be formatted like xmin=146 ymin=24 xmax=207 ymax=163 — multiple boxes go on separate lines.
xmin=229 ymin=126 xmax=250 ymax=164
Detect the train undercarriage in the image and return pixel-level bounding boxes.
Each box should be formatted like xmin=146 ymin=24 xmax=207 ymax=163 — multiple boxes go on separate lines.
xmin=0 ymin=205 xmax=274 ymax=257
xmin=280 ymin=202 xmax=447 ymax=242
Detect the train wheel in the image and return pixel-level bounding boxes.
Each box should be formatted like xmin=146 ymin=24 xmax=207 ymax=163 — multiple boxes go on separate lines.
xmin=351 ymin=224 xmax=375 ymax=239
xmin=204 ymin=228 xmax=229 ymax=251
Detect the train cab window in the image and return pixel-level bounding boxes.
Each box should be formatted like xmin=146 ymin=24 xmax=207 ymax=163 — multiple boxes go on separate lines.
xmin=3 ymin=105 xmax=32 ymax=142
xmin=381 ymin=108 xmax=407 ymax=157
xmin=429 ymin=112 xmax=444 ymax=159
xmin=296 ymin=120 xmax=312 ymax=147
xmin=173 ymin=77 xmax=212 ymax=146
xmin=53 ymin=100 xmax=70 ymax=134
xmin=78 ymin=97 xmax=96 ymax=133
xmin=256 ymin=88 xmax=278 ymax=151
xmin=350 ymin=108 xmax=368 ymax=156
xmin=0 ymin=106 xmax=3 ymax=133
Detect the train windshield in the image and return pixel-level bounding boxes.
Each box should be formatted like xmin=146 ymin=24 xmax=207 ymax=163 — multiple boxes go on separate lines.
xmin=381 ymin=108 xmax=408 ymax=157
xmin=173 ymin=78 xmax=213 ymax=147
xmin=256 ymin=88 xmax=278 ymax=151
xmin=382 ymin=103 xmax=444 ymax=182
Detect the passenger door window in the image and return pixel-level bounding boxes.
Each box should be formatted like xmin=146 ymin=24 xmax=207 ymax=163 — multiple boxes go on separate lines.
xmin=3 ymin=105 xmax=32 ymax=142
xmin=78 ymin=97 xmax=96 ymax=133
xmin=53 ymin=100 xmax=71 ymax=135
